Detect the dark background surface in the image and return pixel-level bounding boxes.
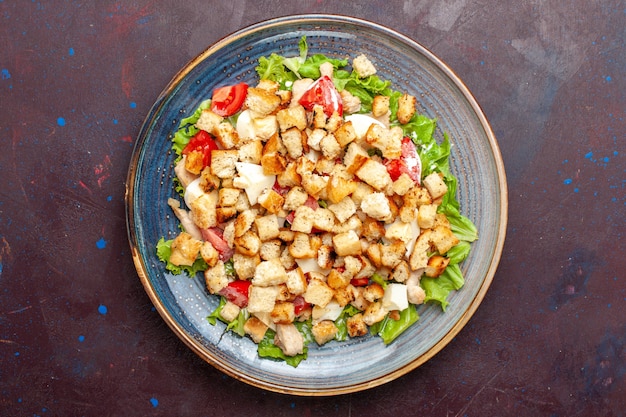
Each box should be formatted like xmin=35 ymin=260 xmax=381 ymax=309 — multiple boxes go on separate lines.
xmin=1 ymin=1 xmax=624 ymax=416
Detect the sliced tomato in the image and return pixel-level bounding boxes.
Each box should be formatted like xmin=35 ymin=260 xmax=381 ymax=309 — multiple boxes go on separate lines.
xmin=182 ymin=130 xmax=219 ymax=169
xmin=384 ymin=137 xmax=421 ymax=184
xmin=219 ymin=280 xmax=251 ymax=308
xmin=293 ymin=296 xmax=311 ymax=316
xmin=210 ymin=82 xmax=248 ymax=117
xmin=201 ymin=227 xmax=234 ymax=261
xmin=298 ymin=75 xmax=342 ymax=117
xmin=350 ymin=277 xmax=370 ymax=287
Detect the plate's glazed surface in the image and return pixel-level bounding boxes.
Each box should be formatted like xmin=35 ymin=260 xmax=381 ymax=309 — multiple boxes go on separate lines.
xmin=126 ymin=14 xmax=507 ymax=395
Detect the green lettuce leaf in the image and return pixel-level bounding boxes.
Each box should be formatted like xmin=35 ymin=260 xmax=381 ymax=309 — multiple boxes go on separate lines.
xmin=369 ymin=306 xmax=420 ymax=345
xmin=420 ymin=264 xmax=464 ymax=311
xmin=334 ymin=305 xmax=361 ymax=341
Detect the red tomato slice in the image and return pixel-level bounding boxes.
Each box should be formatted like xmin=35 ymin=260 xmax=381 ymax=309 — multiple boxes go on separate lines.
xmin=293 ymin=296 xmax=311 ymax=315
xmin=219 ymin=280 xmax=251 ymax=308
xmin=182 ymin=130 xmax=219 ymax=169
xmin=210 ymin=83 xmax=248 ymax=117
xmin=384 ymin=137 xmax=421 ymax=184
xmin=350 ymin=277 xmax=369 ymax=287
xmin=298 ymin=75 xmax=343 ymax=117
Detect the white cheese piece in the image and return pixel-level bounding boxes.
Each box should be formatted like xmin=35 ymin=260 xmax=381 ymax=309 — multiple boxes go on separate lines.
xmin=183 ymin=177 xmax=206 ymax=208
xmin=382 ymin=283 xmax=409 ymax=312
xmin=234 ymin=162 xmax=276 ymax=206
xmin=235 ymin=109 xmax=255 ymax=141
xmin=404 ymin=220 xmax=421 ymax=257
xmin=295 ymin=258 xmax=329 ymax=275
xmin=344 ymin=114 xmax=385 ymax=140
xmin=312 ymin=300 xmax=343 ymax=324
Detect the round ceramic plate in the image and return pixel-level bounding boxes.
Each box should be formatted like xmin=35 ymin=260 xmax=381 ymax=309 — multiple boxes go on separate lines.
xmin=126 ymin=14 xmax=507 ymax=395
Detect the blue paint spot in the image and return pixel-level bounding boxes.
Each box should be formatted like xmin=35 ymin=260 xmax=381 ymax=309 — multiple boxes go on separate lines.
xmin=78 ymin=335 xmax=85 ymax=342
xmin=602 ymin=156 xmax=609 ymax=163
xmin=57 ymin=117 xmax=66 ymax=126
xmin=14 ymin=351 xmax=19 ymax=357
xmin=585 ymin=151 xmax=594 ymax=159
xmin=1 ymin=68 xmax=10 ymax=79
xmin=106 ymin=195 xmax=112 ymax=202
xmin=574 ymin=187 xmax=579 ymax=193
xmin=17 ymin=398 xmax=22 ymax=403
xmin=98 ymin=304 xmax=108 ymax=315
xmin=150 ymin=398 xmax=159 ymax=407
xmin=68 ymin=47 xmax=74 ymax=56
xmin=564 ymin=178 xmax=573 ymax=185
xmin=605 ymin=75 xmax=612 ymax=82
xmin=130 ymin=101 xmax=137 ymax=108
xmin=290 ymin=402 xmax=296 ymax=408
xmin=113 ymin=119 xmax=118 ymax=124
xmin=96 ymin=237 xmax=107 ymax=249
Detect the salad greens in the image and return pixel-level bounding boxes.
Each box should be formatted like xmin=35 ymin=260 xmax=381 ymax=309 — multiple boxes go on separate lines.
xmin=159 ymin=36 xmax=478 ymax=367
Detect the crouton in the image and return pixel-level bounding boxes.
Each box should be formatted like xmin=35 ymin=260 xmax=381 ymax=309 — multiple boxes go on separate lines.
xmin=312 ymin=320 xmax=338 ymax=345
xmin=276 ymin=161 xmax=302 ymax=188
xmin=397 ymin=93 xmax=416 ymax=124
xmin=286 ymin=267 xmax=307 ymax=296
xmin=281 ymin=127 xmax=305 ymax=159
xmin=289 ymin=232 xmax=317 ymax=259
xmin=364 ymin=283 xmax=385 ymax=302
xmin=259 ymin=239 xmax=282 ymax=261
xmin=214 ymin=122 xmax=239 ymax=149
xmin=260 ymin=152 xmax=287 ymax=175
xmin=204 ymin=260 xmax=229 ymax=294
xmin=409 ymin=229 xmax=432 ymax=271
xmin=282 ymin=186 xmax=309 ymax=212
xmin=290 ymin=205 xmax=316 ymax=234
xmin=328 ymin=196 xmax=357 ymax=223
xmin=169 ymin=232 xmax=202 ymax=266
xmin=245 ymin=87 xmax=281 ymax=116
xmin=234 ymin=231 xmax=261 ymax=256
xmin=184 ymin=150 xmax=205 ymax=175
xmin=210 ymin=149 xmax=238 ymax=178
xmin=381 ymin=241 xmax=406 ymax=268
xmin=251 ymin=115 xmax=278 ymax=141
xmin=384 ymin=220 xmax=413 ymax=246
xmin=304 ymin=278 xmax=335 ymax=308
xmin=425 ymin=255 xmax=451 ymax=277
xmin=390 ymin=260 xmax=410 ymax=283
xmin=392 ymin=173 xmax=415 ymax=196
xmin=430 ymin=225 xmax=460 ymax=254
xmin=372 ymin=95 xmax=390 ymax=118
xmin=257 ymin=189 xmax=285 ymax=215
xmin=195 ymin=109 xmax=223 ymax=135
xmin=325 ymin=111 xmax=343 ymax=132
xmin=218 ymin=187 xmax=240 ymax=207
xmin=332 ymin=230 xmax=362 ymax=257
xmin=353 ymin=54 xmax=377 ymax=78
xmin=360 ymin=192 xmax=393 ymax=222
xmin=252 ymin=259 xmax=288 ymax=287
xmin=234 ymin=209 xmax=256 ymax=238
xmin=190 ymin=190 xmax=219 ymax=229
xmin=334 ymin=286 xmax=355 ymax=307
xmin=317 ymin=244 xmax=335 ymax=270
xmin=247 ymin=285 xmax=280 ymax=313
xmin=422 ymin=172 xmax=448 ymax=200
xmin=312 ymin=208 xmax=336 ymax=232
xmin=363 ymin=300 xmax=387 ymax=326
xmin=276 ymin=105 xmax=307 ymax=132
xmin=220 ymin=301 xmax=241 ymax=323
xmin=327 ymin=268 xmax=351 ymax=290
xmin=320 ymin=133 xmax=341 ymax=159
xmin=254 ymin=214 xmax=280 ymax=241
xmin=233 ymin=252 xmax=260 ymax=280
xmin=346 ymin=313 xmax=369 ymax=337
xmin=417 ymin=203 xmax=438 ymax=229
xmin=244 ymin=316 xmax=268 ymax=343
xmin=355 ymin=159 xmax=392 ymax=191
xmin=238 ymin=139 xmax=263 ymax=164
xmin=326 ymin=175 xmax=357 ymax=205
xmin=271 ymin=301 xmax=296 ymax=324
xmin=301 ymin=173 xmax=329 ymax=198
xmin=199 ymin=241 xmax=219 ymax=267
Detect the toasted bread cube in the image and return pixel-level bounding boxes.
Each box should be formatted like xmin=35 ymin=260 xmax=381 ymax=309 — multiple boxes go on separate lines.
xmin=169 ymin=232 xmax=202 ymax=266
xmin=417 ymin=204 xmax=438 ymax=229
xmin=257 ymin=189 xmax=285 ymax=215
xmin=210 ymin=149 xmax=238 ymax=179
xmin=247 ymin=285 xmax=280 ymax=313
xmin=355 ymin=159 xmax=392 ymax=191
xmin=290 ymin=205 xmax=315 ymax=233
xmin=317 ymin=245 xmax=335 ymax=270
xmin=390 ymin=260 xmax=410 ymax=283
xmin=259 ymin=239 xmax=282 ymax=261
xmin=245 ymin=87 xmax=281 ymax=116
xmin=312 ymin=208 xmax=336 ymax=232
xmin=204 ymin=260 xmax=229 ymax=294
xmin=364 ymin=283 xmax=385 ymax=302
xmin=190 ymin=190 xmax=219 ymax=229
xmin=343 ymin=142 xmax=369 ymax=174
xmin=289 ymin=232 xmax=317 ymax=259
xmin=409 ymin=229 xmax=432 ymax=271
xmin=184 ymin=150 xmax=205 ymax=175
xmin=220 ymin=301 xmax=241 ymax=323
xmin=343 ymin=256 xmax=363 ymax=279
xmin=381 ymin=241 xmax=406 ymax=268
xmin=214 ymin=121 xmax=239 ymax=149
xmin=332 ymin=214 xmax=363 ymax=235
xmin=244 ymin=316 xmax=269 ymax=343
xmin=261 ymin=152 xmax=287 ymax=176
xmin=326 ymin=175 xmax=357 ymax=205
xmin=234 ymin=209 xmax=256 ymax=238
xmin=312 ymin=104 xmax=327 ymax=129
xmin=346 ymin=313 xmax=369 ymax=337
xmin=233 ymin=252 xmax=260 ymax=280
xmin=276 ymin=105 xmax=307 ymax=131
xmin=301 ymin=173 xmax=329 ymax=198
xmin=195 ymin=109 xmax=223 ymax=135
xmin=334 ymin=120 xmax=357 ymax=147
xmin=238 ymin=140 xmax=263 ymax=164
xmin=397 ymin=93 xmax=416 ymax=124
xmin=280 ymin=127 xmax=305 ymax=159
xmin=328 ymin=196 xmax=357 ymax=223
xmin=423 ymin=172 xmax=448 ymax=200
xmin=372 ymin=95 xmax=390 ymax=118
xmin=333 ymin=230 xmax=362 ymax=257
xmin=304 ymin=278 xmax=335 ymax=308
xmin=286 ymin=267 xmax=307 ymax=296
xmin=252 ymin=259 xmax=288 ymax=287
xmin=271 ymin=301 xmax=296 ymax=324
xmin=320 ymin=133 xmax=341 ymax=159
xmin=360 ymin=192 xmax=393 ymax=222
xmin=385 ymin=220 xmax=413 ymax=245
xmin=312 ymin=320 xmax=338 ymax=345
xmin=430 ymin=225 xmax=460 ymax=254
xmin=327 ymin=268 xmax=351 ymax=290
xmin=325 ymin=111 xmax=342 ymax=132
xmin=283 ymin=186 xmax=309 ymax=212
xmin=363 ymin=300 xmax=387 ymax=326
xmin=307 ymin=128 xmax=326 ymax=151
xmin=392 ymin=173 xmax=415 ymax=196
xmin=216 ymin=207 xmax=238 ymax=224
xmin=234 ymin=231 xmax=261 ymax=256
xmin=218 ymin=188 xmax=240 ymax=207
xmin=254 ymin=214 xmax=280 ymax=242
xmin=199 ymin=241 xmax=220 ymax=268
xmin=425 ymin=255 xmax=451 ymax=277
xmin=353 ymin=54 xmax=377 ymax=78
xmin=277 ymin=161 xmax=301 ymax=188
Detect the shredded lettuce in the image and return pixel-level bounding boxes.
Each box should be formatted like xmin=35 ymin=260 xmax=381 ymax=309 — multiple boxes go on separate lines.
xmin=172 ymin=98 xmax=211 ymax=156
xmin=370 ymin=306 xmax=420 ymax=345
xmin=334 ymin=305 xmax=361 ymax=341
xmin=420 ymin=264 xmax=465 ymax=311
